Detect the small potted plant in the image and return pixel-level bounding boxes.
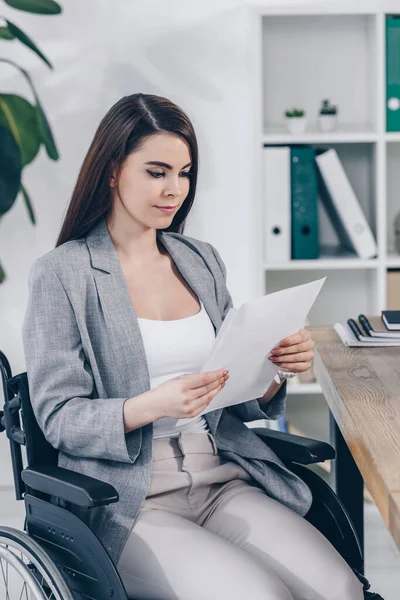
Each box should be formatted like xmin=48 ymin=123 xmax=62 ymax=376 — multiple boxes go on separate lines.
xmin=318 ymin=99 xmax=338 ymax=132
xmin=394 ymin=210 xmax=400 ymax=254
xmin=284 ymin=108 xmax=307 ymax=134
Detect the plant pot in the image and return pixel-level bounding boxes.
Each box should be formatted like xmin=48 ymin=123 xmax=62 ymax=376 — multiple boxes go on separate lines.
xmin=285 ymin=116 xmax=307 ymax=135
xmin=317 ymin=114 xmax=337 ymax=132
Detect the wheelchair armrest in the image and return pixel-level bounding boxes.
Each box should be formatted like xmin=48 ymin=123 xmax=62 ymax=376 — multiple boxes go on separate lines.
xmin=251 ymin=428 xmax=335 ymax=465
xmin=21 ymin=465 xmax=119 ymax=508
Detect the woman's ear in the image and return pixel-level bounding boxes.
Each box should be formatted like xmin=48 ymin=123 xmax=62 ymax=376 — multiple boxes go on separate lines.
xmin=110 ymin=166 xmax=118 ymax=188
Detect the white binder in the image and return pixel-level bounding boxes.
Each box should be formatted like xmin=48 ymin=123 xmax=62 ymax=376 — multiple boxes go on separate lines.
xmin=263 ymin=147 xmax=291 ymax=262
xmin=315 ymin=149 xmax=377 ymax=259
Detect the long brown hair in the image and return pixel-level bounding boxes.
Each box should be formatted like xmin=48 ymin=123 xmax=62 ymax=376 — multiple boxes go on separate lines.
xmin=55 ymin=93 xmax=199 ymax=247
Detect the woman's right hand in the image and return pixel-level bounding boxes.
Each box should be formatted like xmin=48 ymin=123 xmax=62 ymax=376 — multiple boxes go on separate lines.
xmin=152 ymin=369 xmax=229 ymax=420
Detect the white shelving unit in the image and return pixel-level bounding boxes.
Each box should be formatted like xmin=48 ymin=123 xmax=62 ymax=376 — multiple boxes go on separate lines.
xmin=250 ymin=1 xmax=400 ymax=396
xmin=287 ymin=382 xmax=322 ymax=395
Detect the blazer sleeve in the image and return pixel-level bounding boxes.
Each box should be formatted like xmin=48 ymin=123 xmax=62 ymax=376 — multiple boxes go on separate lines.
xmin=22 ymin=258 xmax=139 ymax=463
xmin=206 ymin=243 xmax=287 ymax=422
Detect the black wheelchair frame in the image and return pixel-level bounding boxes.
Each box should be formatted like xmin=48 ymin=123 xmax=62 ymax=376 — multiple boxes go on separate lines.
xmin=0 ymin=349 xmax=373 ymax=599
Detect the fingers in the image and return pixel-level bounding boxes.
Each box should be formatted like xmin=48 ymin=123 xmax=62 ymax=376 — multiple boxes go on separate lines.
xmin=194 ymin=373 xmax=229 ymax=397
xmin=186 ymin=369 xmax=229 ymax=390
xmin=270 ymin=350 xmax=314 ymax=364
xmin=270 ymin=339 xmax=315 ymax=356
xmin=196 ymin=377 xmax=226 ymax=404
xmin=279 ymin=328 xmax=310 ymax=347
xmin=275 ymin=361 xmax=312 ymax=372
xmin=186 ymin=377 xmax=227 ymax=418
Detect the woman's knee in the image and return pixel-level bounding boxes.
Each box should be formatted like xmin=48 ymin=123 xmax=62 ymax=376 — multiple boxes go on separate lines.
xmin=326 ymin=568 xmax=364 ymax=600
xmin=219 ymin=556 xmax=295 ymax=600
xmin=125 ymin=508 xmax=295 ymax=600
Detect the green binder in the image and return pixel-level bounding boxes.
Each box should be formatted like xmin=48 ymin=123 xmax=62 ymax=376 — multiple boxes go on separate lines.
xmin=290 ymin=146 xmax=319 ymax=260
xmin=386 ymin=15 xmax=400 ymax=132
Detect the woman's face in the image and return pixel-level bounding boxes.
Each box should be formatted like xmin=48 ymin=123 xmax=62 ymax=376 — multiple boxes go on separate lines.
xmin=110 ymin=132 xmax=192 ymax=230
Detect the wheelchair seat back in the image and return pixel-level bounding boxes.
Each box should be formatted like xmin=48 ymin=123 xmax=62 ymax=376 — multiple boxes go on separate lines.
xmin=1 ymin=350 xmax=58 ymax=499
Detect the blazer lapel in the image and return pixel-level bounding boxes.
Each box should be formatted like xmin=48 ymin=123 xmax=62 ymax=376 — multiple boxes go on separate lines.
xmin=158 ymin=232 xmax=222 ymax=334
xmin=85 ymin=217 xmax=224 ymax=419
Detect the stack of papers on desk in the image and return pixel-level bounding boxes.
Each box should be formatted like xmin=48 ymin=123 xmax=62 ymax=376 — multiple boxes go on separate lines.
xmin=177 ymin=277 xmax=326 ymax=425
xmin=334 ymin=322 xmax=400 ymax=347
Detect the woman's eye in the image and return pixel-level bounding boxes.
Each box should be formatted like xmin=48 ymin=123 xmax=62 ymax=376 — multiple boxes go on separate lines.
xmin=147 ymin=170 xmax=192 ymax=179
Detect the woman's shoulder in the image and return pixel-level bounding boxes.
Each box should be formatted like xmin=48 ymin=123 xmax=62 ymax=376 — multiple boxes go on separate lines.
xmin=162 ymin=230 xmax=209 ymax=251
xmin=29 ymin=238 xmax=89 ymax=282
xmin=161 ymin=231 xmax=222 ymax=270
xmin=162 ymin=231 xmax=226 ymax=282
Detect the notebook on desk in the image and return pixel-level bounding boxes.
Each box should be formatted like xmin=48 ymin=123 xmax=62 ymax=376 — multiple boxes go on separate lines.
xmin=358 ymin=314 xmax=400 ymax=339
xmin=381 ymin=310 xmax=400 ymax=331
xmin=334 ymin=321 xmax=400 ymax=347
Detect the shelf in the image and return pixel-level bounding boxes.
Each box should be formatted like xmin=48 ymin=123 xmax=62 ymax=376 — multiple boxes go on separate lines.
xmin=264 ymin=258 xmax=380 ymax=271
xmin=287 ymin=382 xmax=322 ymax=395
xmin=265 ymin=269 xmax=378 ymax=327
xmin=263 ymin=126 xmax=378 ymax=145
xmin=386 ymin=254 xmax=400 ymax=268
xmin=258 ymin=8 xmax=394 ymax=326
xmin=385 ymin=133 xmax=400 ymax=143
xmin=261 ymin=14 xmax=378 ymax=135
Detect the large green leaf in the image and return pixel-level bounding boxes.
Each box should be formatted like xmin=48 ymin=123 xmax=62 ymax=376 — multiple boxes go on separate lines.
xmin=4 ymin=0 xmax=62 ymax=14
xmin=0 ymin=125 xmax=22 ymax=216
xmin=6 ymin=20 xmax=52 ymax=68
xmin=36 ymin=97 xmax=58 ymax=159
xmin=0 ymin=94 xmax=41 ymax=166
xmin=20 ymin=183 xmax=36 ymax=223
xmin=0 ymin=261 xmax=5 ymax=284
xmin=0 ymin=59 xmax=59 ymax=160
xmin=0 ymin=25 xmax=15 ymax=39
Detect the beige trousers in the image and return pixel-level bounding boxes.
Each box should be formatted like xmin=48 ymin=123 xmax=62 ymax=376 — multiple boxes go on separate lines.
xmin=116 ymin=432 xmax=363 ymax=600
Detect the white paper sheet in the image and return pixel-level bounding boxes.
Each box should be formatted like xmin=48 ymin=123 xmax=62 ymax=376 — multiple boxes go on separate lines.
xmin=176 ymin=277 xmax=326 ymax=425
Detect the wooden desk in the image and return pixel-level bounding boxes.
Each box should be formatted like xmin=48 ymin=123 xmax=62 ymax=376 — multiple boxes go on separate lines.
xmin=310 ymin=322 xmax=400 ymax=561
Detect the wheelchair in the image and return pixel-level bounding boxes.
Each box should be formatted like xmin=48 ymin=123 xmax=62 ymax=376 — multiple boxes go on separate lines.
xmin=0 ymin=349 xmax=378 ymax=599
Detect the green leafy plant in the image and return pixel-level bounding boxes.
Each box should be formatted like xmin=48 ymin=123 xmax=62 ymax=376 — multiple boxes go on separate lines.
xmin=284 ymin=108 xmax=305 ymax=118
xmin=319 ymin=99 xmax=337 ymax=115
xmin=0 ymin=0 xmax=62 ymax=284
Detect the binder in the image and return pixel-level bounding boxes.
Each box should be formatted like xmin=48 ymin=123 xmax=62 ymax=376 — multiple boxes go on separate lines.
xmin=315 ymin=149 xmax=377 ymax=259
xmin=290 ymin=146 xmax=319 ymax=260
xmin=386 ymin=15 xmax=400 ymax=132
xmin=387 ymin=269 xmax=400 ymax=309
xmin=263 ymin=146 xmax=291 ymax=262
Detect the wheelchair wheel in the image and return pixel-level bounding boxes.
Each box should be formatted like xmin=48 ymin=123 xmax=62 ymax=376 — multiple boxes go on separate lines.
xmin=0 ymin=526 xmax=74 ymax=599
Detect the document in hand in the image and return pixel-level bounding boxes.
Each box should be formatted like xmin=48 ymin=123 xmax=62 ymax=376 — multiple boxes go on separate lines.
xmin=176 ymin=277 xmax=326 ymax=426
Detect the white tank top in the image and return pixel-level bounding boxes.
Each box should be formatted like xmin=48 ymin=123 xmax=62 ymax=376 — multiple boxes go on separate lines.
xmin=137 ymin=300 xmax=216 ymax=439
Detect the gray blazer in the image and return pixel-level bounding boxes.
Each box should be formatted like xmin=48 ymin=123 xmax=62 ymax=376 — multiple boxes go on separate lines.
xmin=22 ymin=216 xmax=312 ymax=565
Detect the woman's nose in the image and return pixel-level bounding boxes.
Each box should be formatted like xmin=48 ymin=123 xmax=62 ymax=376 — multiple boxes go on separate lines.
xmin=165 ymin=178 xmax=182 ymax=197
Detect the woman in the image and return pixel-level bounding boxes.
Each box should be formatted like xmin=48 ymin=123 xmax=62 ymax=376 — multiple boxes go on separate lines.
xmin=22 ymin=93 xmax=364 ymax=600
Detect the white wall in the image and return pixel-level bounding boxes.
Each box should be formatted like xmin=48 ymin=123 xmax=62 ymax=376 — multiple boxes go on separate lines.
xmin=0 ymin=0 xmax=260 ymax=486
xmin=0 ymin=0 xmax=350 ymax=485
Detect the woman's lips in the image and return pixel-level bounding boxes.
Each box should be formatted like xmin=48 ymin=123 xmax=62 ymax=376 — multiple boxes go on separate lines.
xmin=154 ymin=206 xmax=177 ymax=213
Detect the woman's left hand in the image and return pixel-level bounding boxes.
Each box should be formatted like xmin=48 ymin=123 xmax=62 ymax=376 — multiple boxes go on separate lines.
xmin=268 ymin=328 xmax=315 ymax=373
